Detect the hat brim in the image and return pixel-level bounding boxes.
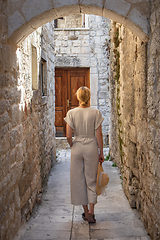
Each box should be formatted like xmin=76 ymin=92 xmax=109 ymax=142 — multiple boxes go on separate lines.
xmin=96 ymin=163 xmax=109 ymax=195
xmin=96 ymin=163 xmax=103 ymax=195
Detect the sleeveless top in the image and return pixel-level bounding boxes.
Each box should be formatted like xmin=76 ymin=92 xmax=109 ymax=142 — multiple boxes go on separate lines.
xmin=64 ymin=107 xmax=104 ymax=144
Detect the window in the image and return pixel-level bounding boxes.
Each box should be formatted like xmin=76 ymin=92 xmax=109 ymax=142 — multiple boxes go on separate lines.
xmin=32 ymin=45 xmax=38 ymax=90
xmin=41 ymin=58 xmax=47 ymax=96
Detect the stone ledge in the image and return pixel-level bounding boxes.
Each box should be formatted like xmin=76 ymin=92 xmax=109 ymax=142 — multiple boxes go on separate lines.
xmin=54 ymin=28 xmax=89 ymax=31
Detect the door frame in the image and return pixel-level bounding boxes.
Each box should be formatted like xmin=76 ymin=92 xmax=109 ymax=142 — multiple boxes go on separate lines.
xmin=55 ymin=67 xmax=90 ymax=137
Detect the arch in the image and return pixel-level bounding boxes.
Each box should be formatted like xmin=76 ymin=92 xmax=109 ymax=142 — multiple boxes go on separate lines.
xmin=8 ymin=0 xmax=150 ymax=45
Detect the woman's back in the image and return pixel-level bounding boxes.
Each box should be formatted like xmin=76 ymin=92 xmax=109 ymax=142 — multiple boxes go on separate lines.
xmin=64 ymin=107 xmax=104 ymax=138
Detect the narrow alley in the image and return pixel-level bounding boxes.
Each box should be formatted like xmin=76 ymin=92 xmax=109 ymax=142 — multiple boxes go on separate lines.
xmin=14 ymin=149 xmax=150 ymax=240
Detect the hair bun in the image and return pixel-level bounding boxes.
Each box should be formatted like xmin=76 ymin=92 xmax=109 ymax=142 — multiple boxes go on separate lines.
xmin=81 ymin=101 xmax=86 ymax=106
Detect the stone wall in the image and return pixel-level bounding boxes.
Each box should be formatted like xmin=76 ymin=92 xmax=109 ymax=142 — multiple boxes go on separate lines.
xmin=1 ymin=1 xmax=160 ymax=240
xmin=0 ymin=14 xmax=56 ymax=240
xmin=109 ymin=6 xmax=160 ymax=238
xmin=54 ymin=15 xmax=110 ymax=145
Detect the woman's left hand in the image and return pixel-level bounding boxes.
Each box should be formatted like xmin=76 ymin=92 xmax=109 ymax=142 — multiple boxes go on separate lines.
xmin=99 ymin=154 xmax=104 ymax=165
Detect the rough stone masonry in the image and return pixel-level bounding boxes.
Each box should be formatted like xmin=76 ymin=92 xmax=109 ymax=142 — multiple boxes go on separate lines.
xmin=0 ymin=9 xmax=56 ymax=240
xmin=109 ymin=2 xmax=160 ymax=238
xmin=0 ymin=1 xmax=160 ymax=240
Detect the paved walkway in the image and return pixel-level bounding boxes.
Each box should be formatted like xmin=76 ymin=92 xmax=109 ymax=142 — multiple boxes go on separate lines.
xmin=15 ymin=149 xmax=151 ymax=240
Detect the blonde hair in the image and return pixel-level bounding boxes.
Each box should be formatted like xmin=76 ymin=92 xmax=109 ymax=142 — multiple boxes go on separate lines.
xmin=76 ymin=86 xmax=91 ymax=107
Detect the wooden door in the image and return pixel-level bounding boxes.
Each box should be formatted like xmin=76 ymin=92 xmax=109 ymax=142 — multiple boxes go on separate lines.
xmin=55 ymin=68 xmax=90 ymax=137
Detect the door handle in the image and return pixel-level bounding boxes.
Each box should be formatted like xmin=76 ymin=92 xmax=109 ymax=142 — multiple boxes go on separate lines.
xmin=67 ymin=99 xmax=69 ymax=107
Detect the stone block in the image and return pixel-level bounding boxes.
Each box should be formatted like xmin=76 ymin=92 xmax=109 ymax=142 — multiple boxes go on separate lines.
xmin=127 ymin=8 xmax=149 ymax=35
xmin=105 ymin=0 xmax=131 ymax=17
xmin=90 ymin=58 xmax=97 ymax=67
xmin=0 ymin=174 xmax=10 ymax=194
xmin=31 ymin=173 xmax=40 ymax=192
xmin=129 ymin=124 xmax=137 ymax=143
xmin=73 ymin=40 xmax=81 ymax=47
xmin=82 ymin=34 xmax=89 ymax=40
xmin=10 ymin=148 xmax=16 ymax=166
xmin=10 ymin=129 xmax=18 ymax=149
xmin=71 ymin=47 xmax=81 ymax=54
xmin=150 ymin=28 xmax=160 ymax=55
xmin=1 ymin=132 xmax=10 ymax=155
xmin=0 ymin=112 xmax=10 ymax=129
xmin=96 ymin=29 xmax=104 ymax=36
xmin=15 ymin=144 xmax=23 ymax=163
xmin=81 ymin=39 xmax=89 ymax=47
xmin=99 ymin=99 xmax=106 ymax=105
xmin=0 ymin=150 xmax=10 ymax=181
xmin=8 ymin=11 xmax=26 ymax=38
xmin=0 ymin=187 xmax=10 ymax=210
xmin=61 ymin=41 xmax=68 ymax=47
xmin=61 ymin=46 xmax=70 ymax=54
xmin=94 ymin=36 xmax=101 ymax=45
xmin=99 ymin=91 xmax=108 ymax=99
xmin=56 ymin=40 xmax=62 ymax=47
xmin=63 ymin=36 xmax=68 ymax=41
xmin=72 ymin=221 xmax=89 ymax=239
xmin=156 ymin=55 xmax=160 ymax=75
xmin=10 ymin=162 xmax=23 ymax=189
xmin=90 ymin=74 xmax=98 ymax=106
xmin=67 ymin=41 xmax=72 ymax=47
xmin=81 ymin=47 xmax=89 ymax=54
xmin=11 ymin=105 xmax=19 ymax=127
xmin=90 ymin=67 xmax=97 ymax=74
xmin=0 ymin=99 xmax=7 ymax=115
xmin=55 ymin=4 xmax=80 ymax=19
xmin=22 ymin=0 xmax=52 ymax=21
xmin=20 ymin=186 xmax=31 ymax=209
xmin=0 ymin=72 xmax=8 ymax=88
xmin=150 ymin=11 xmax=157 ymax=32
xmin=90 ymin=31 xmax=96 ymax=38
xmin=80 ymin=5 xmax=103 ymax=16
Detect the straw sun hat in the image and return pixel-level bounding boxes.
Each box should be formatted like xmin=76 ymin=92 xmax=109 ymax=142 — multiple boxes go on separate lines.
xmin=96 ymin=163 xmax=109 ymax=196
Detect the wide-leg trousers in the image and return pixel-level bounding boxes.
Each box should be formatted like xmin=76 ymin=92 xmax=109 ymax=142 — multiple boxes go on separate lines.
xmin=70 ymin=140 xmax=99 ymax=205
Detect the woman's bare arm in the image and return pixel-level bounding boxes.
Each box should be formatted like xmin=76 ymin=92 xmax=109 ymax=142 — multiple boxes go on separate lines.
xmin=66 ymin=124 xmax=73 ymax=147
xmin=96 ymin=124 xmax=104 ymax=163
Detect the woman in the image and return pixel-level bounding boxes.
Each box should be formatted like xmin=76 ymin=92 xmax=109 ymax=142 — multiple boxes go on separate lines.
xmin=64 ymin=86 xmax=104 ymax=223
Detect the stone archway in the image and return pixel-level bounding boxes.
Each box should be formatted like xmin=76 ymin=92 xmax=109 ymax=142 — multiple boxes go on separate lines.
xmin=8 ymin=0 xmax=150 ymax=45
xmin=1 ymin=1 xmax=160 ymax=240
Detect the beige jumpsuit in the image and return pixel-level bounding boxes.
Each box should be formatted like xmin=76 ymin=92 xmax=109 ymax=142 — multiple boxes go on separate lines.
xmin=64 ymin=107 xmax=104 ymax=205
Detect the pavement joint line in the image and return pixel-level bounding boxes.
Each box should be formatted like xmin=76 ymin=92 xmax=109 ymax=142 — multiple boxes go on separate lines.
xmin=70 ymin=205 xmax=75 ymax=240
xmin=89 ymin=221 xmax=91 ymax=240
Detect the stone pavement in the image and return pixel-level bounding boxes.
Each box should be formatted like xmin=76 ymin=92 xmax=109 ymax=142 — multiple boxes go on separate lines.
xmin=15 ymin=149 xmax=151 ymax=240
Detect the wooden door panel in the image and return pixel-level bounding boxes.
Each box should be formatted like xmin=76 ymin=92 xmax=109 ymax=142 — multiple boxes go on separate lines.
xmin=55 ymin=70 xmax=66 ymax=137
xmin=55 ymin=76 xmax=62 ymax=106
xmin=70 ymin=76 xmax=85 ymax=107
xmin=55 ymin=109 xmax=63 ymax=126
xmin=55 ymin=68 xmax=90 ymax=137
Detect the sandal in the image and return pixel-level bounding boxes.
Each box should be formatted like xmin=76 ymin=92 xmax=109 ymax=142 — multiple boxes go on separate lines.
xmin=82 ymin=212 xmax=87 ymax=221
xmin=87 ymin=213 xmax=96 ymax=223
